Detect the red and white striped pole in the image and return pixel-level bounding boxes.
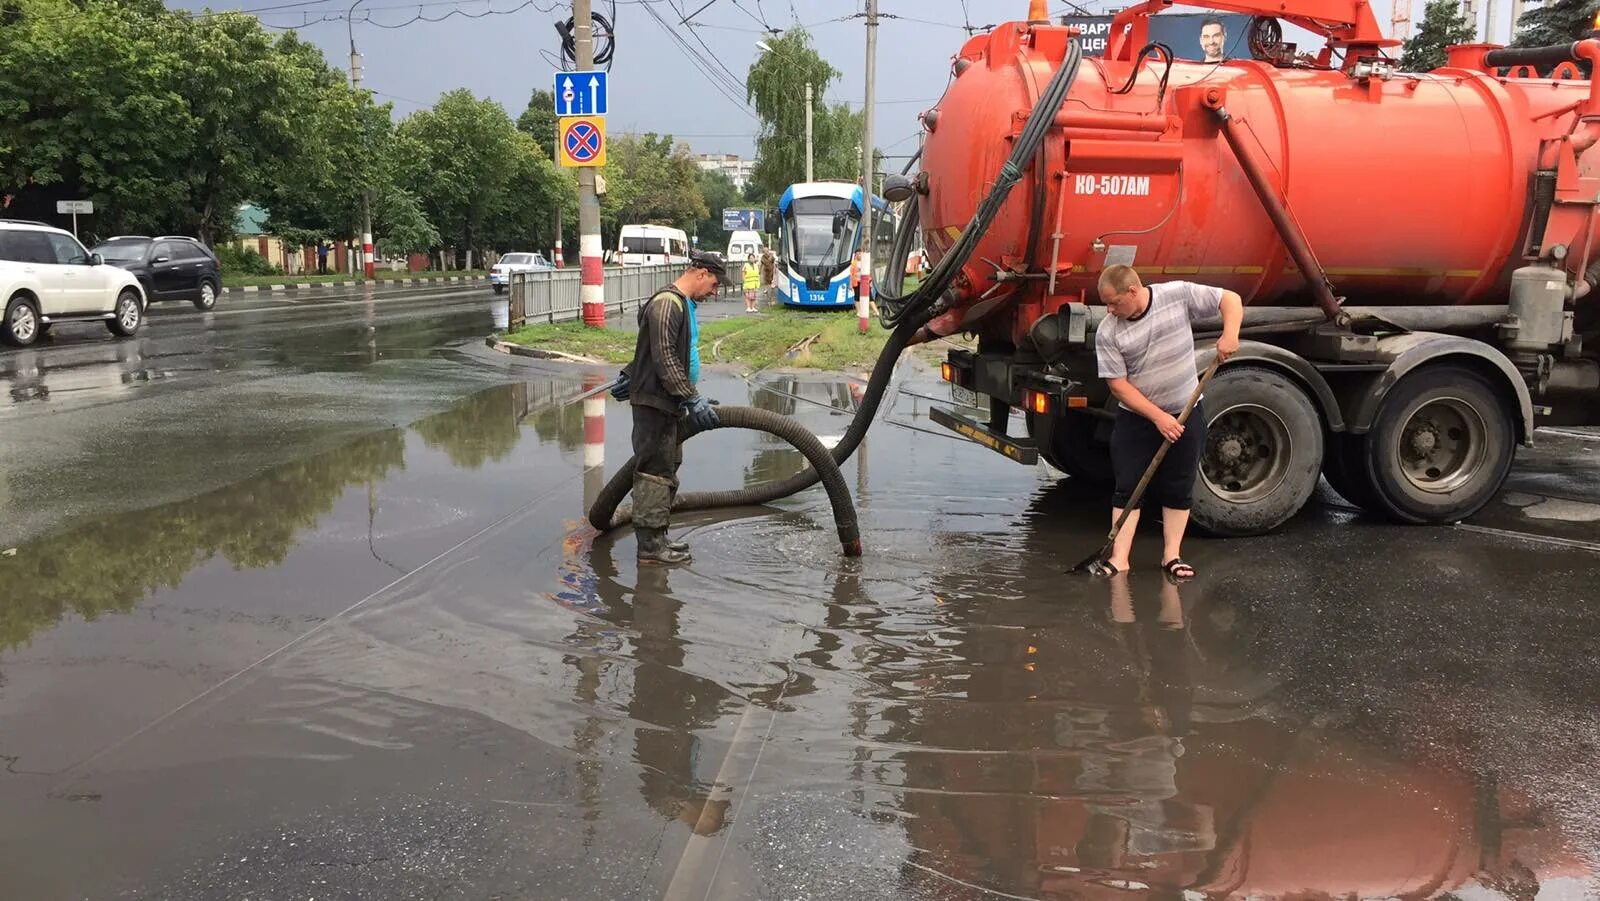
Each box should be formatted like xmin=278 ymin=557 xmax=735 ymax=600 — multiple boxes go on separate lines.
xmin=857 ymin=253 xmax=872 ymax=334
xmin=582 ymin=374 xmax=604 ymax=512
xmin=362 ymin=226 xmax=375 ymax=279
xmin=580 ymin=232 xmax=604 ymax=326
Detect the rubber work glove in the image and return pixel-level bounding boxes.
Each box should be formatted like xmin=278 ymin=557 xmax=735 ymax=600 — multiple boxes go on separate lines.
xmin=609 ymin=370 xmax=630 ymax=402
xmin=681 ymin=395 xmax=720 ymax=433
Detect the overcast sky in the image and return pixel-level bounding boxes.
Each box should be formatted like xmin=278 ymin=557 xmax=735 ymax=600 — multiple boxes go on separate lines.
xmin=167 ymin=0 xmax=1517 ymax=159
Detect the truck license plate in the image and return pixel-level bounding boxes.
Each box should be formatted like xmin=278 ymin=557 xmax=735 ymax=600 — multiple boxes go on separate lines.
xmin=951 ymin=385 xmax=978 ymax=409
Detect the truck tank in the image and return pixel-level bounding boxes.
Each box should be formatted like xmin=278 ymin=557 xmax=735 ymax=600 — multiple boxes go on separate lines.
xmin=917 ymin=19 xmax=1600 ymax=341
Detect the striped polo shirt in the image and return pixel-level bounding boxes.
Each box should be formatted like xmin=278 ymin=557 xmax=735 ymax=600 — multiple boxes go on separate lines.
xmin=1095 ymin=280 xmax=1224 ymax=415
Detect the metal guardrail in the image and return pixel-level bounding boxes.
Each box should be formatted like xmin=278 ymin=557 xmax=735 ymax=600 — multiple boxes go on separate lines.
xmin=507 ymin=263 xmax=752 ymax=330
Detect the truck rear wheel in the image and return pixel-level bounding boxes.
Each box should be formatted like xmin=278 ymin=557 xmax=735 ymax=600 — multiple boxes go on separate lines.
xmin=1027 ymin=410 xmax=1112 ymax=484
xmin=1361 ymin=364 xmax=1514 ymax=524
xmin=1192 ymin=367 xmax=1324 ymax=537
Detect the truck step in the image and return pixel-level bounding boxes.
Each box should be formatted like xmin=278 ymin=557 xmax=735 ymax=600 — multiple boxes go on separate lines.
xmin=929 ymin=406 xmax=1039 ymax=465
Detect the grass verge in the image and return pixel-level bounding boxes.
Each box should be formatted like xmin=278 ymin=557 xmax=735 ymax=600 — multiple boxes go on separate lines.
xmin=223 ymin=270 xmax=488 ymax=288
xmin=501 ymin=308 xmax=893 ymax=371
xmin=501 ymin=322 xmax=637 ymax=363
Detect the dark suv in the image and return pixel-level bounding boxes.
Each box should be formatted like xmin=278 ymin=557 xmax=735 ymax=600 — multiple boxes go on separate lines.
xmin=92 ymin=236 xmax=221 ymax=311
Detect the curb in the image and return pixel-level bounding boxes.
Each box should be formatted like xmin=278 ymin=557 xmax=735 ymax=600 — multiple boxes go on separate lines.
xmin=484 ymin=335 xmax=602 ymax=365
xmin=224 ymin=275 xmax=488 ymax=294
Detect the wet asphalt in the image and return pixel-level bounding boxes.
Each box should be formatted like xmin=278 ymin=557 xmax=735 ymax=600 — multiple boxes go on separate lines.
xmin=2 ymin=285 xmax=1599 ymax=899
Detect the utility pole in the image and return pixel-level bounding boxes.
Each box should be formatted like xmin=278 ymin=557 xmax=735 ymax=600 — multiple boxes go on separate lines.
xmin=575 ymin=0 xmax=605 ymax=327
xmin=348 ymin=2 xmax=375 ymax=279
xmin=857 ymin=0 xmax=878 ymax=334
xmin=805 ymin=81 xmax=814 ymax=182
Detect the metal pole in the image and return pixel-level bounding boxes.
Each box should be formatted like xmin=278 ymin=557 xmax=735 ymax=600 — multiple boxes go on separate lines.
xmin=576 ymin=0 xmax=605 ymax=327
xmin=805 ymin=81 xmax=814 ymax=182
xmin=71 ymin=211 xmax=78 ymax=239
xmin=857 ymin=0 xmax=878 ymax=334
xmin=348 ymin=1 xmax=375 ymax=280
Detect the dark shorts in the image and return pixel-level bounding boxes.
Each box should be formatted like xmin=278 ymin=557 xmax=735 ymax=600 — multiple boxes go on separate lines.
xmin=1110 ymin=401 xmax=1207 ymax=511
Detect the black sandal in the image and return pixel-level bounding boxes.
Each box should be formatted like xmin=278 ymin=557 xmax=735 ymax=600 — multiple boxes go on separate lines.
xmin=1088 ymin=560 xmax=1123 ymax=577
xmin=1162 ymin=559 xmax=1196 ymax=581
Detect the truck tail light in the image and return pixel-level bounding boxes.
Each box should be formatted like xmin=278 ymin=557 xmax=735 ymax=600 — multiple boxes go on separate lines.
xmin=1024 ymin=389 xmax=1050 ymax=415
xmin=1066 ymin=395 xmax=1088 ymax=409
xmin=940 ymin=362 xmax=955 ymax=382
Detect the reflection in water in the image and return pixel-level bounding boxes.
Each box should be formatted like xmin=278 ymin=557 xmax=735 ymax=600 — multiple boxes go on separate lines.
xmin=412 ymin=382 xmax=527 ymax=469
xmin=0 ymin=430 xmax=405 ymax=652
xmin=868 ymin=499 xmax=1590 ymax=897
xmin=0 ymin=379 xmax=584 ymax=653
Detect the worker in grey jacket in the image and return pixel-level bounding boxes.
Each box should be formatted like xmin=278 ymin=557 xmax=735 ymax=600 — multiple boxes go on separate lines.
xmin=610 ymin=252 xmax=730 ymax=565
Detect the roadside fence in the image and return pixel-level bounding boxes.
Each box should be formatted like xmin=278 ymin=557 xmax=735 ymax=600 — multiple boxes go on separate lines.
xmin=506 ymin=263 xmax=751 ymax=330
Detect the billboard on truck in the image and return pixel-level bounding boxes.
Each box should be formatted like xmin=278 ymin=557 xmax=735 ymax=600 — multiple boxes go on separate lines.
xmin=1060 ymin=12 xmax=1252 ymax=61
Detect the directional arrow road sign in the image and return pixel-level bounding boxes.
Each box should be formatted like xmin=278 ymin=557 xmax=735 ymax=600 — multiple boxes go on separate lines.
xmin=553 ymin=71 xmax=608 ymax=117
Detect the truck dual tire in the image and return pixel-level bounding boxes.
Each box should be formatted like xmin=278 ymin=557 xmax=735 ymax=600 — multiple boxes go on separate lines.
xmin=1191 ymin=367 xmax=1324 ymax=537
xmin=1358 ymin=364 xmax=1515 ymax=524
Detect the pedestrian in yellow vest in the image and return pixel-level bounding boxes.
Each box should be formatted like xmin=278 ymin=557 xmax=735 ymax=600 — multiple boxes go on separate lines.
xmin=742 ymin=253 xmax=760 ymax=313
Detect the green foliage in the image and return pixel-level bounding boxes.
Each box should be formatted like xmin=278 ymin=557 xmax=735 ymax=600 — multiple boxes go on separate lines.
xmin=393 ymin=89 xmax=522 ymax=253
xmin=1514 ymin=0 xmax=1600 ymax=46
xmin=517 ymin=89 xmax=560 ymax=154
xmin=598 ymin=133 xmax=707 ymax=248
xmin=745 ymin=28 xmax=865 ymax=199
xmin=1400 ymin=0 xmax=1478 ymax=70
xmin=695 ymin=169 xmax=743 ymax=250
xmin=215 ymin=243 xmax=281 ymax=276
xmin=0 ymin=0 xmax=645 ymax=260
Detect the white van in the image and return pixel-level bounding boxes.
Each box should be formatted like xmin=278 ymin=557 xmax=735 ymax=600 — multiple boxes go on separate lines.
xmin=618 ymin=225 xmax=690 ymax=267
xmin=726 ymin=230 xmax=764 ymax=263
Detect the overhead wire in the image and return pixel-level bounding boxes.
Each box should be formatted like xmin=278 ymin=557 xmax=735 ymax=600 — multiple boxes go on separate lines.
xmin=638 ymin=0 xmax=755 ymax=116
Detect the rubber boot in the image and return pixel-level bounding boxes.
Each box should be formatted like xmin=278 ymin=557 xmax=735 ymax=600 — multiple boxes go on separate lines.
xmin=635 ymin=473 xmax=690 ymax=566
xmin=664 ymin=486 xmax=689 ymax=554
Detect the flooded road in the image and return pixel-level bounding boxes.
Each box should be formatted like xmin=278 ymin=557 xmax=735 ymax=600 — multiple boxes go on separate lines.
xmin=2 ymin=304 xmax=1599 ymax=898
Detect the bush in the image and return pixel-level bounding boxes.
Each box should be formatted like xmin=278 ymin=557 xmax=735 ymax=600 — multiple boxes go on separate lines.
xmin=216 ymin=243 xmax=280 ymax=276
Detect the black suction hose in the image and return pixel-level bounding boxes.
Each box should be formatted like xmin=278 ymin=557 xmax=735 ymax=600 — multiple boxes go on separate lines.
xmin=588 ymin=405 xmax=863 ymax=556
xmin=587 ymin=38 xmax=1085 ymax=552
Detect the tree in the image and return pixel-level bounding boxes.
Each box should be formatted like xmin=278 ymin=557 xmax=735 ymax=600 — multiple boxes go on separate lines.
xmin=695 ymin=169 xmax=742 ymax=250
xmin=517 ymin=89 xmax=560 ymax=154
xmin=1400 ymin=0 xmax=1478 ymax=70
xmin=177 ymin=21 xmax=338 ymax=244
xmin=745 ymin=28 xmax=863 ymax=199
xmin=598 ymin=133 xmax=706 ymax=247
xmin=0 ymin=0 xmax=197 ymax=234
xmin=1514 ymin=0 xmax=1599 ymax=46
xmin=393 ymin=89 xmax=522 ymax=261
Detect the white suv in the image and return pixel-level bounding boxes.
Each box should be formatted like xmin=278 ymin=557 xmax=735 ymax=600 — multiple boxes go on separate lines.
xmin=1 ymin=220 xmax=146 ymax=347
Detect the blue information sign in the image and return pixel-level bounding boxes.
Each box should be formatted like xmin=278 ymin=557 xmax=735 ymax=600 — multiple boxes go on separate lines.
xmin=554 ymin=72 xmax=608 ymax=116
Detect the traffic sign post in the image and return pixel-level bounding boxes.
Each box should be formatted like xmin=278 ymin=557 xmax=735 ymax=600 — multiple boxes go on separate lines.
xmin=554 ymin=72 xmax=608 ymax=116
xmin=558 ymin=116 xmax=607 ymax=168
xmin=56 ymin=200 xmax=93 ymax=238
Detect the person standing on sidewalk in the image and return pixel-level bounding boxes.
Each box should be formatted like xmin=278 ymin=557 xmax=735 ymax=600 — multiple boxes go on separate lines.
xmin=1094 ymin=264 xmax=1242 ymax=580
xmin=742 ymin=252 xmax=760 ymax=313
xmin=609 ymin=251 xmax=731 ymax=565
xmin=759 ymin=247 xmax=776 ymax=307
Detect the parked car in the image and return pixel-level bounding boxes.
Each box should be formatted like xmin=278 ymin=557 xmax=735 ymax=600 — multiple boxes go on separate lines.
xmin=489 ymin=252 xmax=554 ymax=294
xmin=91 ymin=235 xmax=221 ymax=310
xmin=0 ymin=220 xmax=146 ymax=347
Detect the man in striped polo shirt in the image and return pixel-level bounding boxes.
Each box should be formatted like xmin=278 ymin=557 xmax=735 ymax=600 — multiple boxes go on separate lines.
xmin=1094 ymin=264 xmax=1243 ymax=579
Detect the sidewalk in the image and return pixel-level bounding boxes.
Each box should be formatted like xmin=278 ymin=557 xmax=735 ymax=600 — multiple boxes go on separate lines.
xmin=223 ymin=275 xmax=488 ymax=294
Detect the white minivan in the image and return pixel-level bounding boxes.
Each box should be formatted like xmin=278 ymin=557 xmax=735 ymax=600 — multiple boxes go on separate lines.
xmin=726 ymin=230 xmax=764 ymax=263
xmin=618 ymin=225 xmax=689 ymax=267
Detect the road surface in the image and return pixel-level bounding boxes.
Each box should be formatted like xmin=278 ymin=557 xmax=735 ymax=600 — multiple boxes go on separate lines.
xmin=2 ymin=284 xmax=1597 ymax=898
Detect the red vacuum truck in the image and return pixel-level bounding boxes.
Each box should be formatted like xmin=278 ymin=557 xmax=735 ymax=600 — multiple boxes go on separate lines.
xmin=911 ymin=0 xmax=1600 ymax=535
